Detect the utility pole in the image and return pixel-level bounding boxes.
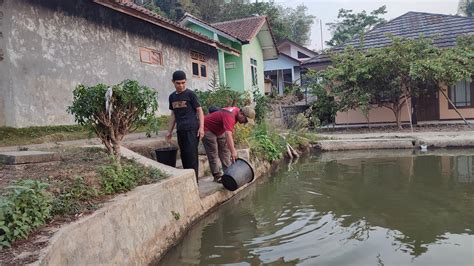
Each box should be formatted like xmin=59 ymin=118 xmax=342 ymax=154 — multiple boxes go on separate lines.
xmin=320 ymin=19 xmax=324 ymax=51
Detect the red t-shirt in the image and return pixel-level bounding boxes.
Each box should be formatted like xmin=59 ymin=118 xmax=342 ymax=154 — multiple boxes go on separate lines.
xmin=204 ymin=107 xmax=240 ymax=136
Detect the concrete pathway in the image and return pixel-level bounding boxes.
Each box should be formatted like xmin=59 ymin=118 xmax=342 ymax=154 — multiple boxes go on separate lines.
xmin=320 ymin=130 xmax=474 ymax=140
xmin=0 ymin=131 xmax=167 ymax=152
xmin=317 ymin=129 xmax=474 ymax=151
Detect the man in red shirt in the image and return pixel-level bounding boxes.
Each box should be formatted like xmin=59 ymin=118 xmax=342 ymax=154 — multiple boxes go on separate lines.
xmin=203 ymin=106 xmax=255 ymax=183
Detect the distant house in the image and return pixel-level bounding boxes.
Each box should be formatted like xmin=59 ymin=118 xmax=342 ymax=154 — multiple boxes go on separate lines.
xmin=0 ymin=0 xmax=238 ymax=127
xmin=264 ymin=39 xmax=317 ymax=95
xmin=180 ymin=14 xmax=279 ymax=93
xmin=303 ymin=12 xmax=474 ymax=125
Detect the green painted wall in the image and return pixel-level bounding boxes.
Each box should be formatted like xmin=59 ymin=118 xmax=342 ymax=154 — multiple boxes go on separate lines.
xmin=242 ymin=37 xmax=265 ymax=94
xmin=183 ymin=21 xmax=265 ymax=94
xmin=224 ymin=50 xmax=244 ymax=91
xmin=187 ymin=24 xmax=214 ymax=39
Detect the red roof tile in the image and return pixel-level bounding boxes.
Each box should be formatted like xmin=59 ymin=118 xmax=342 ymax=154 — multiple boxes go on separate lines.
xmin=212 ymin=16 xmax=267 ymax=42
xmin=93 ymin=0 xmax=239 ymax=55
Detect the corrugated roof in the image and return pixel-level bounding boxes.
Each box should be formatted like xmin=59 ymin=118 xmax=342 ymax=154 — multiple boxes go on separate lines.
xmin=304 ymin=11 xmax=474 ymax=66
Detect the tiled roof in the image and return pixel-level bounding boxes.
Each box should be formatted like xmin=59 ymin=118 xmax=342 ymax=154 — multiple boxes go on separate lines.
xmin=212 ymin=16 xmax=268 ymax=42
xmin=304 ymin=11 xmax=474 ymax=66
xmin=93 ymin=0 xmax=239 ymax=55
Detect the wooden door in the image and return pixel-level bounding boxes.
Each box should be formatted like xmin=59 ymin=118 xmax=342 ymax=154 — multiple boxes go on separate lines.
xmin=416 ymin=86 xmax=439 ymax=121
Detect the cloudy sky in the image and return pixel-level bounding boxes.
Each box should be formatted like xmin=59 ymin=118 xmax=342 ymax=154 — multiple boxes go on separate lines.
xmin=273 ymin=0 xmax=460 ymax=50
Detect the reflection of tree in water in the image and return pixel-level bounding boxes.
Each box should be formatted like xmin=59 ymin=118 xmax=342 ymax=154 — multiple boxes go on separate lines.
xmin=304 ymin=155 xmax=474 ymax=257
xmin=161 ymin=155 xmax=474 ymax=264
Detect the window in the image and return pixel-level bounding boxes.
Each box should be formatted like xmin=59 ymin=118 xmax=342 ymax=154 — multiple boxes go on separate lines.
xmin=449 ymin=80 xmax=473 ymax=108
xmin=139 ymin=47 xmax=162 ymax=65
xmin=190 ymin=50 xmax=207 ymax=78
xmin=250 ymin=58 xmax=258 ymax=86
xmin=200 ymin=64 xmax=207 ymax=78
xmin=192 ymin=62 xmax=199 ymax=76
xmin=297 ymin=51 xmax=310 ymax=59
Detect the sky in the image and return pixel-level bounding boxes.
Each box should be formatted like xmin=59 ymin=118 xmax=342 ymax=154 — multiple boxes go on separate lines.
xmin=272 ymin=0 xmax=460 ymax=50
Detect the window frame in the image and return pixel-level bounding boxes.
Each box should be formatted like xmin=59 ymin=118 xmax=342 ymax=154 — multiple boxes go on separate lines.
xmin=448 ymin=79 xmax=474 ymax=109
xmin=139 ymin=47 xmax=163 ymax=66
xmin=190 ymin=50 xmax=207 ymax=79
xmin=250 ymin=58 xmax=258 ymax=86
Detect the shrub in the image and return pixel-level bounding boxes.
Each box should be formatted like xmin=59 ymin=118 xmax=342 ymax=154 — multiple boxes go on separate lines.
xmin=52 ymin=177 xmax=98 ymax=216
xmin=0 ymin=180 xmax=52 ymax=248
xmin=100 ymin=162 xmax=142 ymax=194
xmin=99 ymin=160 xmax=167 ymax=195
xmin=252 ymin=88 xmax=269 ymax=123
xmin=196 ymin=86 xmax=250 ymax=114
xmin=249 ymin=123 xmax=286 ymax=162
xmin=68 ymin=80 xmax=158 ymax=162
xmin=234 ymin=123 xmax=252 ymax=148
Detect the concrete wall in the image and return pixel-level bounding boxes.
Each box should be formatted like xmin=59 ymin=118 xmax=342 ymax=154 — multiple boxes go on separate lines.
xmin=335 ymin=102 xmax=411 ymax=125
xmin=278 ymin=42 xmax=315 ymax=60
xmin=282 ymin=105 xmax=309 ymax=127
xmin=224 ymin=51 xmax=244 ymax=91
xmin=0 ymin=0 xmax=10 ymax=127
xmin=264 ymin=55 xmax=299 ymax=72
xmin=242 ymin=37 xmax=264 ymax=93
xmin=34 ymin=146 xmax=271 ymax=265
xmin=0 ymin=0 xmax=218 ymax=127
xmin=439 ymin=84 xmax=474 ymax=120
xmin=335 ymin=84 xmax=474 ymax=125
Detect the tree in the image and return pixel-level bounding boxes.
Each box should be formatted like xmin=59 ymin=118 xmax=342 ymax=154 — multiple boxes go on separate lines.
xmin=305 ymin=70 xmax=340 ymax=126
xmin=68 ymin=80 xmax=158 ymax=162
xmin=135 ymin=0 xmax=314 ymax=45
xmin=411 ymin=35 xmax=474 ymax=126
xmin=457 ymin=0 xmax=474 ymax=17
xmin=324 ymin=36 xmax=442 ymax=129
xmin=217 ymin=2 xmax=314 ymax=45
xmin=133 ymin=0 xmax=166 ymax=17
xmin=285 ymin=5 xmax=316 ymax=45
xmin=326 ymin=6 xmax=387 ymax=47
xmin=323 ymin=46 xmax=375 ymax=127
xmin=321 ymin=35 xmax=473 ymax=129
xmin=193 ymin=0 xmax=225 ymax=21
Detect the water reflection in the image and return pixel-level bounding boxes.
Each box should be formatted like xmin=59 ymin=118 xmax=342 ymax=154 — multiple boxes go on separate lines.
xmin=159 ymin=151 xmax=474 ymax=265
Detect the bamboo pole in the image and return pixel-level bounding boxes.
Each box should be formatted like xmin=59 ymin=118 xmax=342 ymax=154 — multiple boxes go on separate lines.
xmin=404 ymin=90 xmax=413 ymax=132
xmin=439 ymin=86 xmax=471 ymax=128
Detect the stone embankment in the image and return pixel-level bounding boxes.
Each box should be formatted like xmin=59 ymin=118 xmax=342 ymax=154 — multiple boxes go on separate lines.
xmin=33 ymin=146 xmax=270 ymax=265
xmin=316 ymin=131 xmax=474 ymax=151
xmin=28 ymin=130 xmax=474 ymax=265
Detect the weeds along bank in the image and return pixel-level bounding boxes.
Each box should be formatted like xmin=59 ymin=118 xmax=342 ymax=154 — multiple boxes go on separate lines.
xmin=0 ymin=147 xmax=168 ymax=264
xmin=0 ymin=80 xmax=320 ymax=264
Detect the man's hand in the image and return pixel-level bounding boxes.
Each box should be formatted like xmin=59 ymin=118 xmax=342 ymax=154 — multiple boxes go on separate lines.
xmin=231 ymin=150 xmax=238 ymax=163
xmin=166 ymin=131 xmax=173 ymax=143
xmin=197 ymin=127 xmax=205 ymax=140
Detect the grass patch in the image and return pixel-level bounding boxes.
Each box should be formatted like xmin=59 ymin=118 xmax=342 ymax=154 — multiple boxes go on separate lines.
xmin=0 ymin=125 xmax=91 ymax=147
xmin=0 ymin=116 xmax=170 ymax=147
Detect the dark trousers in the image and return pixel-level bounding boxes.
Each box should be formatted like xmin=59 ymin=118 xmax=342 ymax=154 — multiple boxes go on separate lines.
xmin=177 ymin=129 xmax=199 ymax=182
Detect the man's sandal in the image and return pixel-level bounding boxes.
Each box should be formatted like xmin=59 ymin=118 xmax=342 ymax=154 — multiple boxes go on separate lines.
xmin=213 ymin=176 xmax=223 ymax=183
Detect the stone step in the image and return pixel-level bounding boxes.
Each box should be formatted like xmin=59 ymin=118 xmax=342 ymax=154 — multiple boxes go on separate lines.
xmin=0 ymin=151 xmax=60 ymax=165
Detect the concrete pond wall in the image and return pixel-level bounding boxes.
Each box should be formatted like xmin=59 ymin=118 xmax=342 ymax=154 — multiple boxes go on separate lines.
xmin=33 ymin=147 xmax=271 ymax=265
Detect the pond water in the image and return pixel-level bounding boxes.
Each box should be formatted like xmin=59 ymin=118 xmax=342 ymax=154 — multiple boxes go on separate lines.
xmin=159 ymin=150 xmax=474 ymax=265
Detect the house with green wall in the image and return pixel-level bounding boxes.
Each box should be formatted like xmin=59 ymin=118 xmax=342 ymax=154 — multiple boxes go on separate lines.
xmin=180 ymin=14 xmax=278 ymax=93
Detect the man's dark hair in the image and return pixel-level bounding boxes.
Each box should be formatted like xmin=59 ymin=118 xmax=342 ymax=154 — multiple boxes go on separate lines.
xmin=172 ymin=70 xmax=187 ymax=81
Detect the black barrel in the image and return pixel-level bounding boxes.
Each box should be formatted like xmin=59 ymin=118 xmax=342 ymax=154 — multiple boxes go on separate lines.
xmin=222 ymin=158 xmax=255 ymax=191
xmin=155 ymin=146 xmax=178 ymax=167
